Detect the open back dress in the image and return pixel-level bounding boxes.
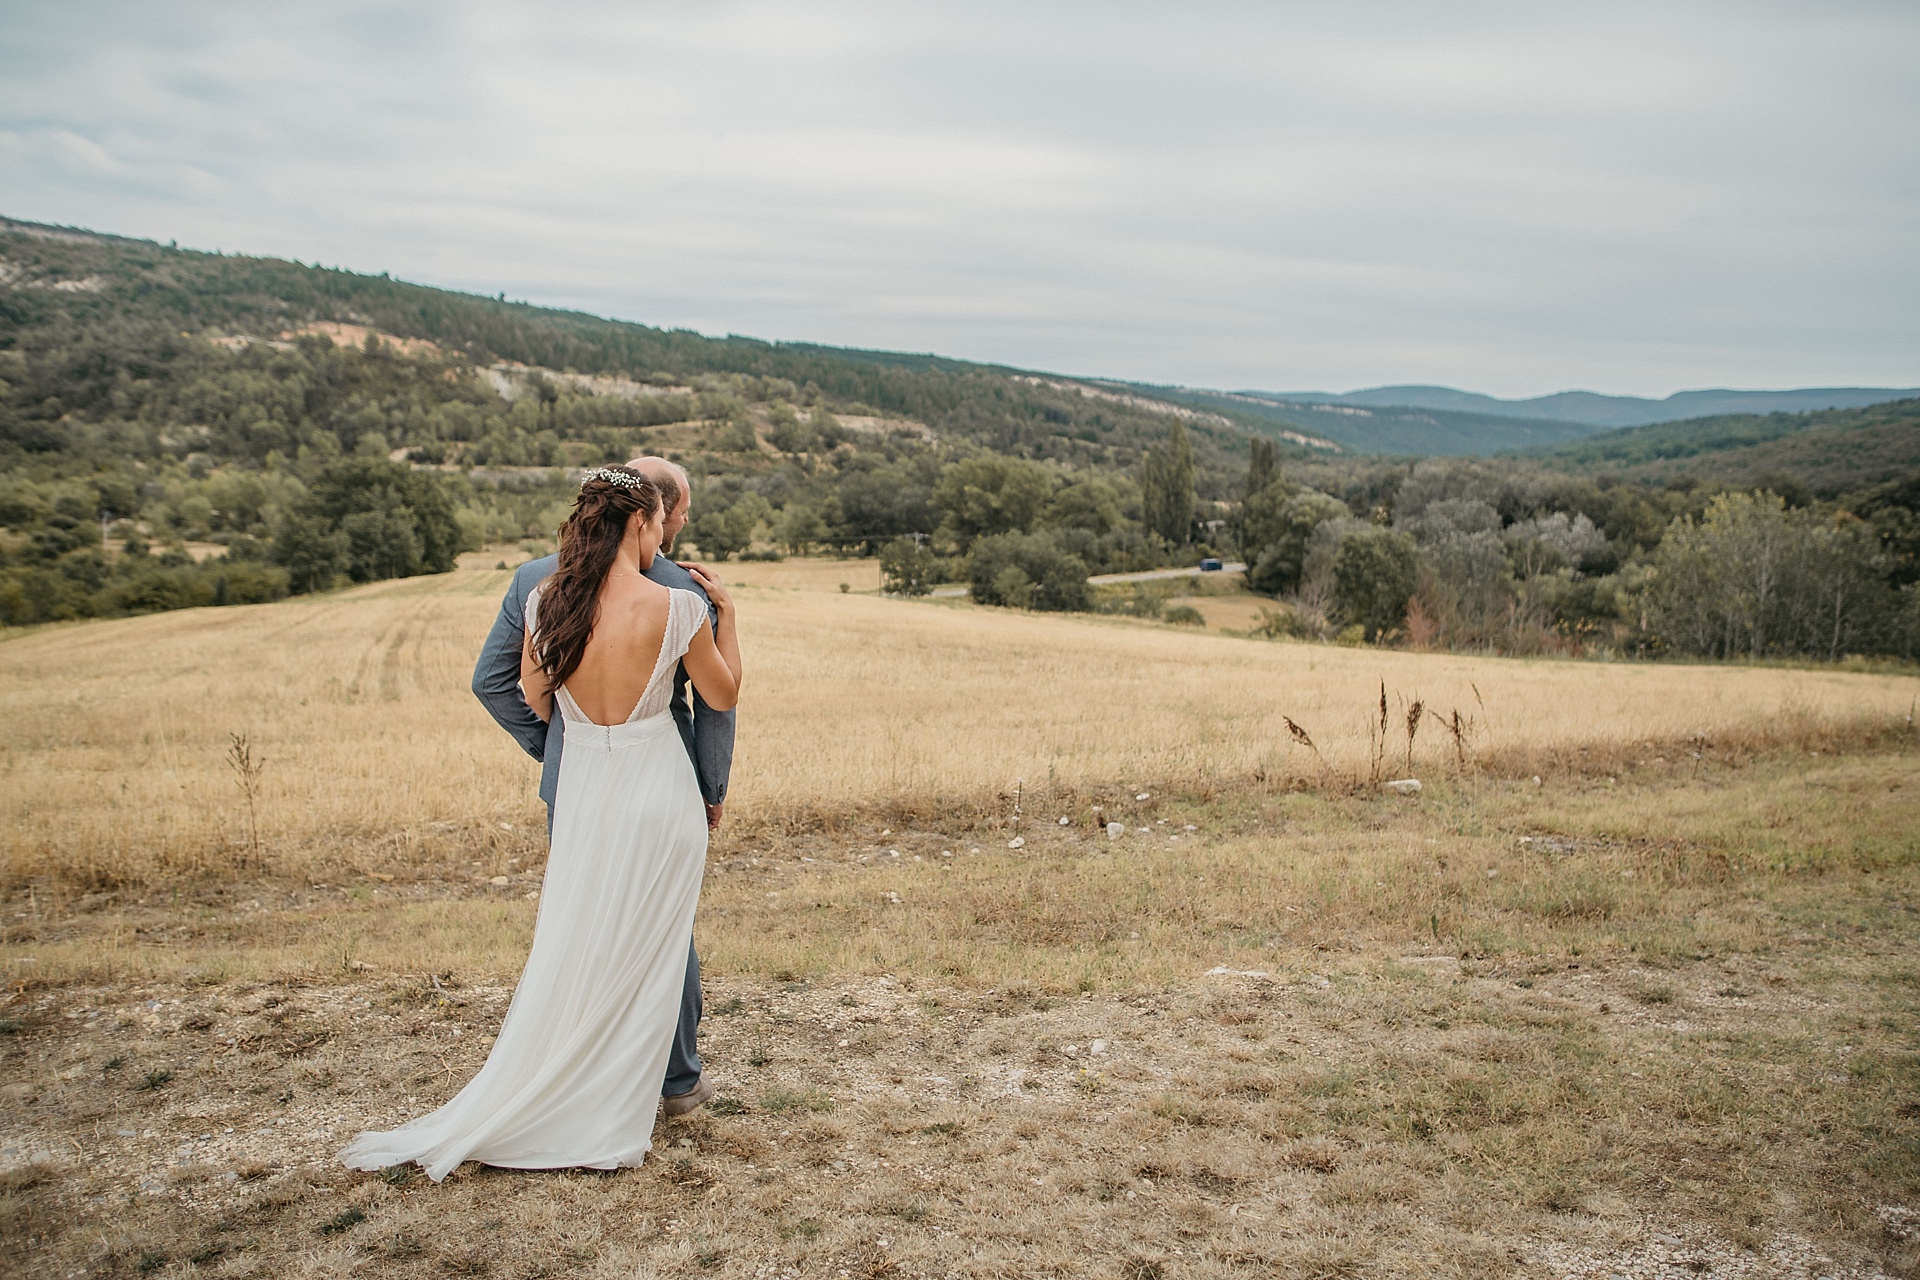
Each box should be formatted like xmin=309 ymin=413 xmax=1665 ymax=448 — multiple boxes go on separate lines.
xmin=342 ymin=586 xmax=712 ymax=1180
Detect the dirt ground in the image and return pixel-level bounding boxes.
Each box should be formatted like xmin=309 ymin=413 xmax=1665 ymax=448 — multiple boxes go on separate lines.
xmin=6 ymin=869 xmax=1917 ymax=1278
xmin=7 ymin=739 xmax=1919 ymax=1279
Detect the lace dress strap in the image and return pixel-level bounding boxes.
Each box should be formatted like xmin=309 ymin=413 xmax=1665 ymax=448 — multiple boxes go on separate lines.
xmin=668 ymin=588 xmax=709 ymax=662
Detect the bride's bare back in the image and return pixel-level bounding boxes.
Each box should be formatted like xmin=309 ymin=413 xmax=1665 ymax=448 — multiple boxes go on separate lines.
xmin=563 ymin=576 xmax=673 ymax=725
xmin=520 ymin=567 xmax=738 ymax=728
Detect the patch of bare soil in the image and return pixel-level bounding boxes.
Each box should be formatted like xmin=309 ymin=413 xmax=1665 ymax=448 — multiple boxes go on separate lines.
xmin=5 ymin=954 xmax=1912 ymax=1278
xmin=281 ymin=322 xmax=443 ymax=359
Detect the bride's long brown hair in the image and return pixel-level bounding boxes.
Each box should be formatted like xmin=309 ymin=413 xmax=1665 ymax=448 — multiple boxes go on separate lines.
xmin=532 ymin=467 xmax=664 ymax=688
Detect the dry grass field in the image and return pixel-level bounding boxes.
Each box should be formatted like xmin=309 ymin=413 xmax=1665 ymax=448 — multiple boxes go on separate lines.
xmin=3 ymin=559 xmax=1914 ymax=892
xmin=4 ymin=558 xmax=1919 ymax=1279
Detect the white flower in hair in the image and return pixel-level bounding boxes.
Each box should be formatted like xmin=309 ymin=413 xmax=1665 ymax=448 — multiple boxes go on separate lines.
xmin=580 ymin=467 xmax=645 ymax=490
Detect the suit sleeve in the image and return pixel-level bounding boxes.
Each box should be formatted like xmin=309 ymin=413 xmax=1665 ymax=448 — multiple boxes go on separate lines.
xmin=472 ymin=570 xmax=547 ymax=762
xmin=691 ymin=596 xmax=735 ymax=806
xmin=691 ymin=691 xmax=736 ymax=807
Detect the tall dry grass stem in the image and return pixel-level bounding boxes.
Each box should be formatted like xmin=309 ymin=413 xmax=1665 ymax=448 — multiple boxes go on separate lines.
xmin=1445 ymin=709 xmax=1471 ymax=766
xmin=1366 ymin=680 xmax=1389 ymax=786
xmin=1403 ymin=698 xmax=1424 ymax=776
xmin=224 ymin=732 xmax=266 ymax=871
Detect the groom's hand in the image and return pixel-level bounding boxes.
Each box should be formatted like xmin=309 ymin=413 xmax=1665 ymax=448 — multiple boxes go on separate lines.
xmin=706 ymin=802 xmax=724 ymax=831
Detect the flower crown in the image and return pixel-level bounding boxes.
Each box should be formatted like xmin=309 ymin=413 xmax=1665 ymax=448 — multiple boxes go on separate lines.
xmin=580 ymin=467 xmax=647 ymax=491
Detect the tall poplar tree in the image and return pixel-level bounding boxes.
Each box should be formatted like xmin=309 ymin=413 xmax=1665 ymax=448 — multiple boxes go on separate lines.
xmin=1141 ymin=421 xmax=1197 ymax=545
xmin=1247 ymin=437 xmax=1277 ymax=498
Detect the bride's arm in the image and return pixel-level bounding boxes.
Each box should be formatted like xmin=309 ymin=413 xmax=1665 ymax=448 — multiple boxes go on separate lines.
xmin=520 ymin=628 xmax=554 ymax=724
xmin=682 ymin=565 xmax=741 ymax=711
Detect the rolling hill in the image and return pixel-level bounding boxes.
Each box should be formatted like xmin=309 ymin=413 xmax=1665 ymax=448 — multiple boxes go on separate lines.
xmin=1269 ymin=383 xmax=1920 ymax=429
xmin=0 ymin=215 xmax=1317 ymax=485
xmin=6 ymin=213 xmax=1916 ymax=486
xmin=1117 ymin=383 xmax=1609 ymax=456
xmin=1525 ymin=397 xmax=1920 ymax=495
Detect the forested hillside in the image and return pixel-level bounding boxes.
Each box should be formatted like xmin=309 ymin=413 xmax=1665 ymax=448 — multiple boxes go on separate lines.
xmin=1118 ymin=382 xmax=1609 ymax=456
xmin=0 ymin=218 xmax=1265 ymax=625
xmin=0 ymin=217 xmax=1279 ymax=476
xmin=1 ymin=216 xmax=1915 ymax=663
xmin=1527 ymin=398 xmax=1920 ymax=495
xmin=1274 ymin=383 xmax=1920 ymax=429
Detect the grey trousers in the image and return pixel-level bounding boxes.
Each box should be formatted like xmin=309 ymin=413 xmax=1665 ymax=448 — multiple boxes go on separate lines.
xmin=545 ymin=804 xmax=703 ymax=1096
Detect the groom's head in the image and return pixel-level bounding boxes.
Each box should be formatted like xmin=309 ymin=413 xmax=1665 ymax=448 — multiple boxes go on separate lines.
xmin=626 ymin=456 xmax=692 ymax=552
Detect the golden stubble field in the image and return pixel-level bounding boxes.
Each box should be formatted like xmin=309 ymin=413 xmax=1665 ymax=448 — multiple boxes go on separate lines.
xmin=2 ymin=560 xmax=1914 ymax=889
xmin=3 ymin=559 xmax=1919 ymax=1279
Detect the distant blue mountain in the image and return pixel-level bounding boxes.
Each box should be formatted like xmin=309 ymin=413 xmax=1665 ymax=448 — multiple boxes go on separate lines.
xmin=1252 ymin=384 xmax=1920 ymax=429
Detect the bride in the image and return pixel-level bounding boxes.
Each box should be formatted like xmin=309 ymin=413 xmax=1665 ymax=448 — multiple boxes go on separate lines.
xmin=342 ymin=465 xmax=742 ymax=1181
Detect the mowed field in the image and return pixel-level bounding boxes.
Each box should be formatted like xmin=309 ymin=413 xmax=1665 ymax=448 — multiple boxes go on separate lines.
xmin=4 ymin=559 xmax=1920 ymax=1279
xmin=2 ymin=559 xmax=1913 ymax=889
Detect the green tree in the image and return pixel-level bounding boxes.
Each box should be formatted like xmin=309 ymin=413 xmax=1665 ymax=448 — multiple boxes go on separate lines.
xmin=932 ymin=456 xmax=1055 ymax=548
xmin=1042 ymin=475 xmax=1129 ymax=536
xmin=1140 ymin=422 xmax=1196 ymax=545
xmin=834 ymin=457 xmax=937 ymax=550
xmin=767 ymin=402 xmax=817 ymax=454
xmin=1333 ymin=528 xmax=1419 ymax=641
xmin=272 ymin=458 xmax=462 ymax=590
xmin=686 ymin=493 xmax=772 ymax=561
xmin=1243 ymin=490 xmax=1348 ymax=595
xmin=773 ymin=501 xmax=832 ymax=555
xmin=879 ymin=537 xmax=939 ymax=596
xmin=1246 ymin=437 xmax=1277 ymax=498
xmin=1648 ymin=491 xmax=1898 ymax=659
xmin=272 ymin=514 xmax=349 ymax=593
xmin=717 ymin=414 xmax=760 ymax=453
xmin=1848 ymin=469 xmax=1920 ymax=588
xmin=968 ymin=531 xmax=1090 ymax=611
xmin=808 ymin=405 xmax=845 ymax=447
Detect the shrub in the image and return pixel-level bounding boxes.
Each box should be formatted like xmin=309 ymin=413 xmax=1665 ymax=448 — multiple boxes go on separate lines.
xmin=1163 ymin=604 xmax=1205 ymax=626
xmin=968 ymin=531 xmax=1090 ymax=611
xmin=1252 ymin=604 xmax=1325 ymax=640
xmin=1090 ymin=581 xmax=1172 ymax=618
xmin=880 ymin=537 xmax=939 ymax=596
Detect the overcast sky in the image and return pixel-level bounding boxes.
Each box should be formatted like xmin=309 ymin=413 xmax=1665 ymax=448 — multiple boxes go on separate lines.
xmin=2 ymin=1 xmax=1915 ymax=398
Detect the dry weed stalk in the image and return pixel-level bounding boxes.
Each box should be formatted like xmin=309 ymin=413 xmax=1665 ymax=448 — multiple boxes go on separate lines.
xmin=1282 ymin=715 xmax=1331 ymax=788
xmin=1403 ymin=698 xmax=1424 ymax=776
xmin=1445 ymin=709 xmax=1471 ymax=766
xmin=1367 ymin=680 xmax=1389 ymax=786
xmin=225 ymin=732 xmax=266 ymax=870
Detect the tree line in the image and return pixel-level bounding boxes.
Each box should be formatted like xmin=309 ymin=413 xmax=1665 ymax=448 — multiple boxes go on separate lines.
xmin=1224 ymin=439 xmax=1919 ymax=659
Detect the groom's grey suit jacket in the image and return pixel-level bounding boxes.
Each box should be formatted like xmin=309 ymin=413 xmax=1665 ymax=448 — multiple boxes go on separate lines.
xmin=472 ymin=554 xmax=735 ymax=809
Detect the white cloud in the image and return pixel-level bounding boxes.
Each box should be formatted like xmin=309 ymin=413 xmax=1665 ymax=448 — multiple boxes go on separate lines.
xmin=1 ymin=0 xmax=1915 ymax=396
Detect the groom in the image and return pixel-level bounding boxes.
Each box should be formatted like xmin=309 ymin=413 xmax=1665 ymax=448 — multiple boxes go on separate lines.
xmin=471 ymin=455 xmax=734 ymax=1117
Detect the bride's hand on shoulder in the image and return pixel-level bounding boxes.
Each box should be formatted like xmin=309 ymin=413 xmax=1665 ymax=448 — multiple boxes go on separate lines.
xmin=683 ymin=563 xmax=733 ymax=611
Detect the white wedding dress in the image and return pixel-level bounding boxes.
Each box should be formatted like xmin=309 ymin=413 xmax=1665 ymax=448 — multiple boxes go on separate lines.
xmin=342 ymin=586 xmax=713 ymax=1181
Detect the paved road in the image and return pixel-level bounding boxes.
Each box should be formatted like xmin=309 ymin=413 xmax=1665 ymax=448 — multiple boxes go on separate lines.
xmin=928 ymin=561 xmax=1245 ymax=598
xmin=1089 ymin=562 xmax=1246 ymax=585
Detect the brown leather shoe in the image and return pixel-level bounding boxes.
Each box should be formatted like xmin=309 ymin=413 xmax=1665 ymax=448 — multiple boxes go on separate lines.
xmin=662 ymin=1075 xmax=716 ymax=1118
